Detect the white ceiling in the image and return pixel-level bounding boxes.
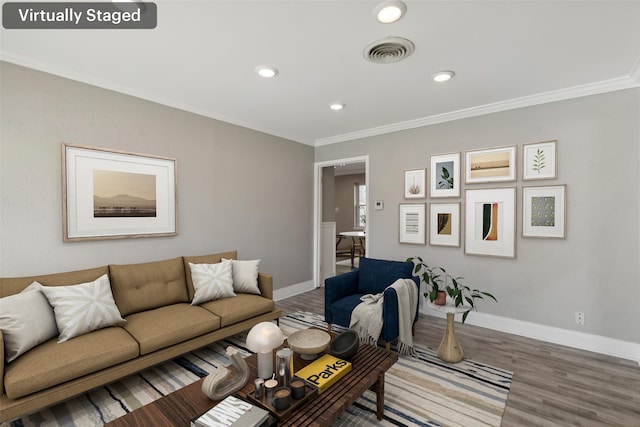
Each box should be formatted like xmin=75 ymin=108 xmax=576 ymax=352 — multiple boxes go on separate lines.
xmin=2 ymin=1 xmax=639 ymax=147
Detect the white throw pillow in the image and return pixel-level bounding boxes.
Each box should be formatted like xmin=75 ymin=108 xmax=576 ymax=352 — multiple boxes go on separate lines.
xmin=189 ymin=260 xmax=236 ymax=305
xmin=40 ymin=274 xmax=125 ymax=343
xmin=0 ymin=283 xmax=58 ymax=362
xmin=222 ymin=258 xmax=261 ymax=295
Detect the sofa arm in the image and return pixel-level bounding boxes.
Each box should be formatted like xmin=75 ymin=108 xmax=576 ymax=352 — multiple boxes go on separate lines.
xmin=258 ymin=273 xmax=274 ymax=300
xmin=380 ymin=277 xmax=420 ymax=343
xmin=324 ymin=270 xmax=360 ymax=325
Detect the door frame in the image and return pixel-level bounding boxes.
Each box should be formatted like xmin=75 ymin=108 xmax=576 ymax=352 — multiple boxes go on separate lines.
xmin=313 ymin=155 xmax=369 ymax=288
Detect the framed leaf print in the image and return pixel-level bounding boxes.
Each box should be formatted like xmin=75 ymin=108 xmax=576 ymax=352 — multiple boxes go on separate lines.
xmin=523 ymin=140 xmax=557 ymax=180
xmin=430 ymin=152 xmax=460 ymax=198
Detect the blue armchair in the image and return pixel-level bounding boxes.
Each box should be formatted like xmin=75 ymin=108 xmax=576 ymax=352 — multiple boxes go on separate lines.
xmin=324 ymin=257 xmax=420 ymax=350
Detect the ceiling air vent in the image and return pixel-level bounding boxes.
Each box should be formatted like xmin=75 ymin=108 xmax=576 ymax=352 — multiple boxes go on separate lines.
xmin=364 ymin=36 xmax=414 ymax=64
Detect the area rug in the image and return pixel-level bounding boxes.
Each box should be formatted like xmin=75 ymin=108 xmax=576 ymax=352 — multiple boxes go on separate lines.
xmin=3 ymin=311 xmax=512 ymax=427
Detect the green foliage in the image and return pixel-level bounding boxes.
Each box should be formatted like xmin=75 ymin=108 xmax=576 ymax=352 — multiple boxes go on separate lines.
xmin=532 ymin=148 xmax=546 ymax=173
xmin=407 ymin=256 xmax=497 ymax=323
xmin=437 ymin=167 xmax=454 ymax=189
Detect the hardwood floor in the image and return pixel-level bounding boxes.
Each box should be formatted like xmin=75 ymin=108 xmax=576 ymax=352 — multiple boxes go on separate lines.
xmin=276 ymin=287 xmax=640 ymax=426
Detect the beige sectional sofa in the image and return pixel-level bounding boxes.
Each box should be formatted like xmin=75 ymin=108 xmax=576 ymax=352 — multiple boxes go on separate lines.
xmin=0 ymin=250 xmax=281 ymax=422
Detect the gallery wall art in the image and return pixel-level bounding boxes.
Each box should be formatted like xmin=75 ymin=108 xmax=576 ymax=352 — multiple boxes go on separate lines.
xmin=63 ymin=143 xmax=177 ymax=241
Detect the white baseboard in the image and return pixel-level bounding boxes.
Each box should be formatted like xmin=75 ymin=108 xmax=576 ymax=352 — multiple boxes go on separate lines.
xmin=420 ymin=306 xmax=640 ymax=363
xmin=273 ymin=280 xmax=315 ymax=302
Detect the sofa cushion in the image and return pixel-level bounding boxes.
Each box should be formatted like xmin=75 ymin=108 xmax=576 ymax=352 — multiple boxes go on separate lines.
xmin=39 ymin=274 xmax=125 ymax=342
xmin=183 ymin=251 xmax=238 ymax=301
xmin=122 ymin=304 xmax=221 ymax=355
xmin=200 ymin=294 xmax=275 ymax=328
xmin=3 ymin=327 xmax=139 ymax=399
xmin=357 ymin=257 xmax=414 ymax=295
xmin=189 ymin=260 xmax=236 ymax=305
xmin=0 ymin=285 xmax=57 ymax=362
xmin=222 ymin=258 xmax=261 ymax=295
xmin=110 ymin=257 xmax=188 ymax=317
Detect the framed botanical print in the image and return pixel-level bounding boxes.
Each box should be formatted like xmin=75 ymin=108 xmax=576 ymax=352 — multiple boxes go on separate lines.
xmin=63 ymin=143 xmax=177 ymax=241
xmin=522 ymin=185 xmax=566 ymax=238
xmin=429 ymin=203 xmax=460 ymax=247
xmin=523 ymin=140 xmax=557 ymax=180
xmin=399 ymin=203 xmax=426 ymax=245
xmin=464 ymin=187 xmax=516 ymax=258
xmin=430 ymin=152 xmax=460 ymax=198
xmin=404 ymin=169 xmax=426 ymax=198
xmin=465 ymin=146 xmax=516 ymax=184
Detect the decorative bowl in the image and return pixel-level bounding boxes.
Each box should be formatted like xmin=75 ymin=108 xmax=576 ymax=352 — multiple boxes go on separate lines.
xmin=287 ymin=329 xmax=331 ymax=360
xmin=330 ymin=330 xmax=359 ymax=360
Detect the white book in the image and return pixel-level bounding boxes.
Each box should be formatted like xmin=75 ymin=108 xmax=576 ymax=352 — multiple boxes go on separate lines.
xmin=192 ymin=395 xmax=270 ymax=427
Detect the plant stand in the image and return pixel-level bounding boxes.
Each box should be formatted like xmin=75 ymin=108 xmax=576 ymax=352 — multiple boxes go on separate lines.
xmin=427 ymin=301 xmax=471 ymax=363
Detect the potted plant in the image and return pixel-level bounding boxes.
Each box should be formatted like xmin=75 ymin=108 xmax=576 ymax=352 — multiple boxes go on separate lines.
xmin=407 ymin=257 xmax=497 ymax=323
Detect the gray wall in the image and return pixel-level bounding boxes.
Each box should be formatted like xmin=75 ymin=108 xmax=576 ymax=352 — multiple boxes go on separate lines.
xmin=316 ymin=88 xmax=640 ymax=343
xmin=0 ymin=62 xmax=315 ymax=289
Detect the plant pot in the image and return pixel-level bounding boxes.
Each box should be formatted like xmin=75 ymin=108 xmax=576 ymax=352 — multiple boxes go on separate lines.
xmin=434 ymin=291 xmax=447 ymax=305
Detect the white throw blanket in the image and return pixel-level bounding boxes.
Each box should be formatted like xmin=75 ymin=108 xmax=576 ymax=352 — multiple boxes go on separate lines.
xmin=349 ymin=278 xmax=418 ymax=356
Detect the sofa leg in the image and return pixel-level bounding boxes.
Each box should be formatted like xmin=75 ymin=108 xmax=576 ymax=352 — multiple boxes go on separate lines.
xmin=412 ymin=323 xmax=415 ymax=336
xmin=327 ymin=324 xmax=332 ymax=333
xmin=385 ymin=342 xmax=390 ymax=351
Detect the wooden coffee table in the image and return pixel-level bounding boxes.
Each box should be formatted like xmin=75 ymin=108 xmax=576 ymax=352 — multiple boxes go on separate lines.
xmin=106 ymin=330 xmax=397 ymax=427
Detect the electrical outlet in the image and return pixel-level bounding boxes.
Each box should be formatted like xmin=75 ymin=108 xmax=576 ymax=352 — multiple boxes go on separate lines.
xmin=575 ymin=311 xmax=585 ymax=325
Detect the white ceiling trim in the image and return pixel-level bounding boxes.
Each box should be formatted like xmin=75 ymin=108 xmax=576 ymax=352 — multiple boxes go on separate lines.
xmin=314 ymin=74 xmax=640 ymax=147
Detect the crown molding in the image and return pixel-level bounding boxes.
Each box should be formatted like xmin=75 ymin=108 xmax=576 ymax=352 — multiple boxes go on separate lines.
xmin=314 ymin=74 xmax=640 ymax=147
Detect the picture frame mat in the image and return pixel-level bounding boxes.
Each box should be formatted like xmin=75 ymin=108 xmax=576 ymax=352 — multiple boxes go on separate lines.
xmin=63 ymin=144 xmax=177 ymax=241
xmin=429 ymin=202 xmax=460 ymax=247
xmin=464 ymin=187 xmax=516 ymax=258
xmin=430 ymin=152 xmax=460 ymax=198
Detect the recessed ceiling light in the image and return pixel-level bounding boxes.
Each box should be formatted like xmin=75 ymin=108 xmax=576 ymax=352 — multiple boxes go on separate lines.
xmin=373 ymin=1 xmax=407 ymax=24
xmin=255 ymin=66 xmax=278 ymax=78
xmin=329 ymin=103 xmax=345 ymax=111
xmin=432 ymin=71 xmax=455 ymax=82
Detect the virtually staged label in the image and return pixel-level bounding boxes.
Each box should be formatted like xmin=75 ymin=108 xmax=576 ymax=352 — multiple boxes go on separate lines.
xmin=3 ymin=2 xmax=157 ymax=29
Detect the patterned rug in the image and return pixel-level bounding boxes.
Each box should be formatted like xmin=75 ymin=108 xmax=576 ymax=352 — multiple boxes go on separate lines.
xmin=3 ymin=311 xmax=512 ymax=427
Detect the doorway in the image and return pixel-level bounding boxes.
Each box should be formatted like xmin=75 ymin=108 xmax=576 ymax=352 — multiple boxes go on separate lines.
xmin=313 ymin=156 xmax=369 ymax=288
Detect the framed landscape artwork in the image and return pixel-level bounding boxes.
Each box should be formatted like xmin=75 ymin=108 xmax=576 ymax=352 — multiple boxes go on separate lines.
xmin=465 ymin=146 xmax=516 ymax=184
xmin=523 ymin=140 xmax=557 ymax=180
xmin=522 ymin=185 xmax=566 ymax=238
xmin=399 ymin=203 xmax=426 ymax=245
xmin=404 ymin=169 xmax=426 ymax=198
xmin=430 ymin=152 xmax=460 ymax=198
xmin=464 ymin=188 xmax=516 ymax=258
xmin=429 ymin=203 xmax=460 ymax=247
xmin=63 ymin=143 xmax=177 ymax=241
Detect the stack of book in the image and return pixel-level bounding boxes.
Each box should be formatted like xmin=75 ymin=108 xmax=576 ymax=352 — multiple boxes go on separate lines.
xmin=295 ymin=354 xmax=352 ymax=394
xmin=191 ymin=395 xmax=270 ymax=427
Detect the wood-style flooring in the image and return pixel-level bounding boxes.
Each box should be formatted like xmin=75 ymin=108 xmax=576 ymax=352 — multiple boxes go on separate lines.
xmin=276 ymin=287 xmax=640 ymax=427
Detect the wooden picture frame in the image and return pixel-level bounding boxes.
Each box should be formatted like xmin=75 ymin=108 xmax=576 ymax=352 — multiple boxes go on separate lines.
xmin=399 ymin=203 xmax=426 ymax=245
xmin=465 ymin=146 xmax=516 ymax=184
xmin=430 ymin=152 xmax=460 ymax=198
xmin=464 ymin=187 xmax=516 ymax=258
xmin=63 ymin=143 xmax=177 ymax=241
xmin=523 ymin=140 xmax=557 ymax=180
xmin=404 ymin=169 xmax=426 ymax=199
xmin=429 ymin=203 xmax=460 ymax=247
xmin=522 ymin=185 xmax=566 ymax=238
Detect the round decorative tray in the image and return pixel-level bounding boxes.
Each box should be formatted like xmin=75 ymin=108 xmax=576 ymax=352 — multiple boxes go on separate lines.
xmin=287 ymin=329 xmax=331 ymax=360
